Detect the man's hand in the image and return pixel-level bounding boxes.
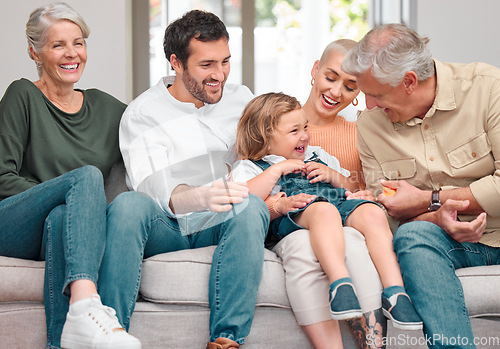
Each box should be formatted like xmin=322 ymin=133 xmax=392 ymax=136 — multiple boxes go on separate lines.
xmin=275 ymin=193 xmax=316 ymax=215
xmin=205 ymin=179 xmax=249 ymax=213
xmin=377 ymin=179 xmax=428 ymax=221
xmin=434 ymin=199 xmax=487 ymax=243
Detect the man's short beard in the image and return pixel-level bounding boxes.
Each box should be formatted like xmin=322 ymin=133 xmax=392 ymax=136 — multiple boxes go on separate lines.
xmin=182 ymin=69 xmax=224 ymax=105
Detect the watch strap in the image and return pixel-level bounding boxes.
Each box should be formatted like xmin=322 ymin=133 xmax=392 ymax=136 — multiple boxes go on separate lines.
xmin=428 ymin=189 xmax=442 ymax=211
xmin=431 ymin=190 xmax=440 ymax=203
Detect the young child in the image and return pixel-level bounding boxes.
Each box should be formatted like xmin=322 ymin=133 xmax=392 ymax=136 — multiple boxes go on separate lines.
xmin=232 ymin=92 xmax=422 ymax=330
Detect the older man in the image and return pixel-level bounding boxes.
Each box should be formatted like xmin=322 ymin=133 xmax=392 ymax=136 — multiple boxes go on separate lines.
xmin=342 ymin=23 xmax=500 ymax=348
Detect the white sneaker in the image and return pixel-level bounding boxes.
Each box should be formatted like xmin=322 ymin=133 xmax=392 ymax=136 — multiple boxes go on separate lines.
xmin=61 ymin=295 xmax=141 ymax=349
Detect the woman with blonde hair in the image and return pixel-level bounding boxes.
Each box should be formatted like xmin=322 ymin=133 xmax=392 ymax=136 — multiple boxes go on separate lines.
xmin=266 ymin=40 xmax=391 ymax=348
xmin=0 ymin=3 xmax=141 ymax=348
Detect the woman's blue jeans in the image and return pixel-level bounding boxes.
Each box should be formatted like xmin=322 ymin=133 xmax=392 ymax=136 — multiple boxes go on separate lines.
xmin=0 ymin=166 xmax=107 ymax=349
xmin=393 ymin=221 xmax=500 ymax=349
xmin=99 ymin=191 xmax=269 ymax=345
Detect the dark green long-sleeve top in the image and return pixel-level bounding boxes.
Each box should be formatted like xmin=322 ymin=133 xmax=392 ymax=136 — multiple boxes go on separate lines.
xmin=0 ymin=78 xmax=126 ymax=200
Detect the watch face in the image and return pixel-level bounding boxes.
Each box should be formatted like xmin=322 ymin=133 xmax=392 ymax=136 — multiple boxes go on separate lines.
xmin=429 ymin=203 xmax=442 ymax=212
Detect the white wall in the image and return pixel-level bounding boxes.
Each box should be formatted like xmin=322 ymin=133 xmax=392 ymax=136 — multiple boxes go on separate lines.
xmin=2 ymin=1 xmax=500 ymax=104
xmin=415 ymin=0 xmax=500 ymax=68
xmin=0 ymin=0 xmax=132 ymax=103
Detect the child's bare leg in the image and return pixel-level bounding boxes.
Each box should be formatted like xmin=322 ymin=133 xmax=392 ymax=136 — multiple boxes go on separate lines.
xmin=295 ymin=201 xmax=362 ymax=320
xmin=346 ymin=204 xmax=422 ymax=331
xmin=344 ymin=204 xmax=403 ymax=288
xmin=293 ymin=201 xmax=348 ymax=284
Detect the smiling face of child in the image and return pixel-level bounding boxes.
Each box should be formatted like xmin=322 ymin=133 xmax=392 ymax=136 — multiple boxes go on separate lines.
xmin=268 ymin=108 xmax=310 ymax=160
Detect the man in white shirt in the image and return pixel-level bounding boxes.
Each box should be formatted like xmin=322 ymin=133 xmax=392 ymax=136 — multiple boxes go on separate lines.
xmin=101 ymin=9 xmax=384 ymax=349
xmin=103 ymin=10 xmax=269 ymax=349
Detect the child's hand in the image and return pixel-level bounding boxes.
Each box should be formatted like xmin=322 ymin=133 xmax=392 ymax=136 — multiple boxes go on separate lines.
xmin=275 ymin=159 xmax=306 ymax=176
xmin=276 ymin=193 xmax=316 ymax=215
xmin=303 ymin=162 xmax=334 ymax=185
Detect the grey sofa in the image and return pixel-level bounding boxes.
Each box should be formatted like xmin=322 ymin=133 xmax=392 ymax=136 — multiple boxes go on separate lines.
xmin=1 ymin=161 xmax=499 ymax=348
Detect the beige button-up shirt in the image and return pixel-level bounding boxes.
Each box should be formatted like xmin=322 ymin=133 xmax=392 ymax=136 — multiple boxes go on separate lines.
xmin=357 ymin=60 xmax=500 ymax=247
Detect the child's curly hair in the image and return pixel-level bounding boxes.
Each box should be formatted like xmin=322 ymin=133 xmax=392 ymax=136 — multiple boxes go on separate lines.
xmin=236 ymin=92 xmax=301 ymax=161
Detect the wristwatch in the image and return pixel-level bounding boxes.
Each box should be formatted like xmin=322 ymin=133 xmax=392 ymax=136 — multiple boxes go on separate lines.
xmin=428 ymin=190 xmax=442 ymax=211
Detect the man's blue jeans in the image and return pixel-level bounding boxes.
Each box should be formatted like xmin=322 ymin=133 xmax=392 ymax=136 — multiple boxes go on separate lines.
xmin=0 ymin=166 xmax=107 ymax=349
xmin=99 ymin=191 xmax=269 ymax=345
xmin=393 ymin=221 xmax=500 ymax=349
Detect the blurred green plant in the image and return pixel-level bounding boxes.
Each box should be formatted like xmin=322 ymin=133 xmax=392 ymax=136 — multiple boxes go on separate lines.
xmin=256 ymin=0 xmax=300 ymax=27
xmin=256 ymin=0 xmax=369 ymax=40
xmin=329 ymin=0 xmax=369 ymax=40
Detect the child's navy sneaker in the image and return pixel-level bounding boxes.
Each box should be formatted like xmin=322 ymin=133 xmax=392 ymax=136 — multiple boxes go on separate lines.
xmin=329 ymin=277 xmax=363 ymax=320
xmin=382 ymin=286 xmax=423 ymax=331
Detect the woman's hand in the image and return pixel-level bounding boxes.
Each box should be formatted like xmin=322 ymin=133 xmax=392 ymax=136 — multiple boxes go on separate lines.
xmin=346 ymin=190 xmax=376 ymax=201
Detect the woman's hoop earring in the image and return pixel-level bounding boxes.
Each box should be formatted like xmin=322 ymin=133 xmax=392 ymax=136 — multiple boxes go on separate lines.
xmin=311 ymin=78 xmax=315 ymax=86
xmin=352 ymin=98 xmax=358 ymax=106
xmin=36 ymin=62 xmax=42 ymax=68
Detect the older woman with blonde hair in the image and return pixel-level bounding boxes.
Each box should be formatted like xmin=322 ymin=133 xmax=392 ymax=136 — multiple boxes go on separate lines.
xmin=0 ymin=3 xmax=141 ymax=348
xmin=270 ymin=39 xmax=388 ymax=349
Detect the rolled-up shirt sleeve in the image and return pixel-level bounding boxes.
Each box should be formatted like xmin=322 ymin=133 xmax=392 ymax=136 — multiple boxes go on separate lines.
xmin=468 ymin=80 xmax=500 ymax=217
xmin=120 ymin=105 xmax=230 ymax=217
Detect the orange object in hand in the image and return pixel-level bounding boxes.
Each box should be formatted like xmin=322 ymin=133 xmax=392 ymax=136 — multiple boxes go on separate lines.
xmin=383 ymin=187 xmax=397 ymax=197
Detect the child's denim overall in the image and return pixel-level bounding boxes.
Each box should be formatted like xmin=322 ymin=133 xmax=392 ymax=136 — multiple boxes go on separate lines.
xmin=253 ymin=153 xmax=374 ymax=240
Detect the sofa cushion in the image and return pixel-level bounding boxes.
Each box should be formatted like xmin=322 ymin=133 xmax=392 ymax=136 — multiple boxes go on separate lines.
xmin=2 ymin=253 xmax=500 ymax=319
xmin=456 ymin=265 xmax=500 ymax=317
xmin=139 ymin=246 xmax=290 ymax=308
xmin=0 ymin=256 xmax=44 ymax=302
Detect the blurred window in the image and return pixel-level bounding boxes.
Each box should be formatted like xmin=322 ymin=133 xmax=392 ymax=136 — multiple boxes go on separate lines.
xmin=149 ymin=0 xmax=369 ymax=104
